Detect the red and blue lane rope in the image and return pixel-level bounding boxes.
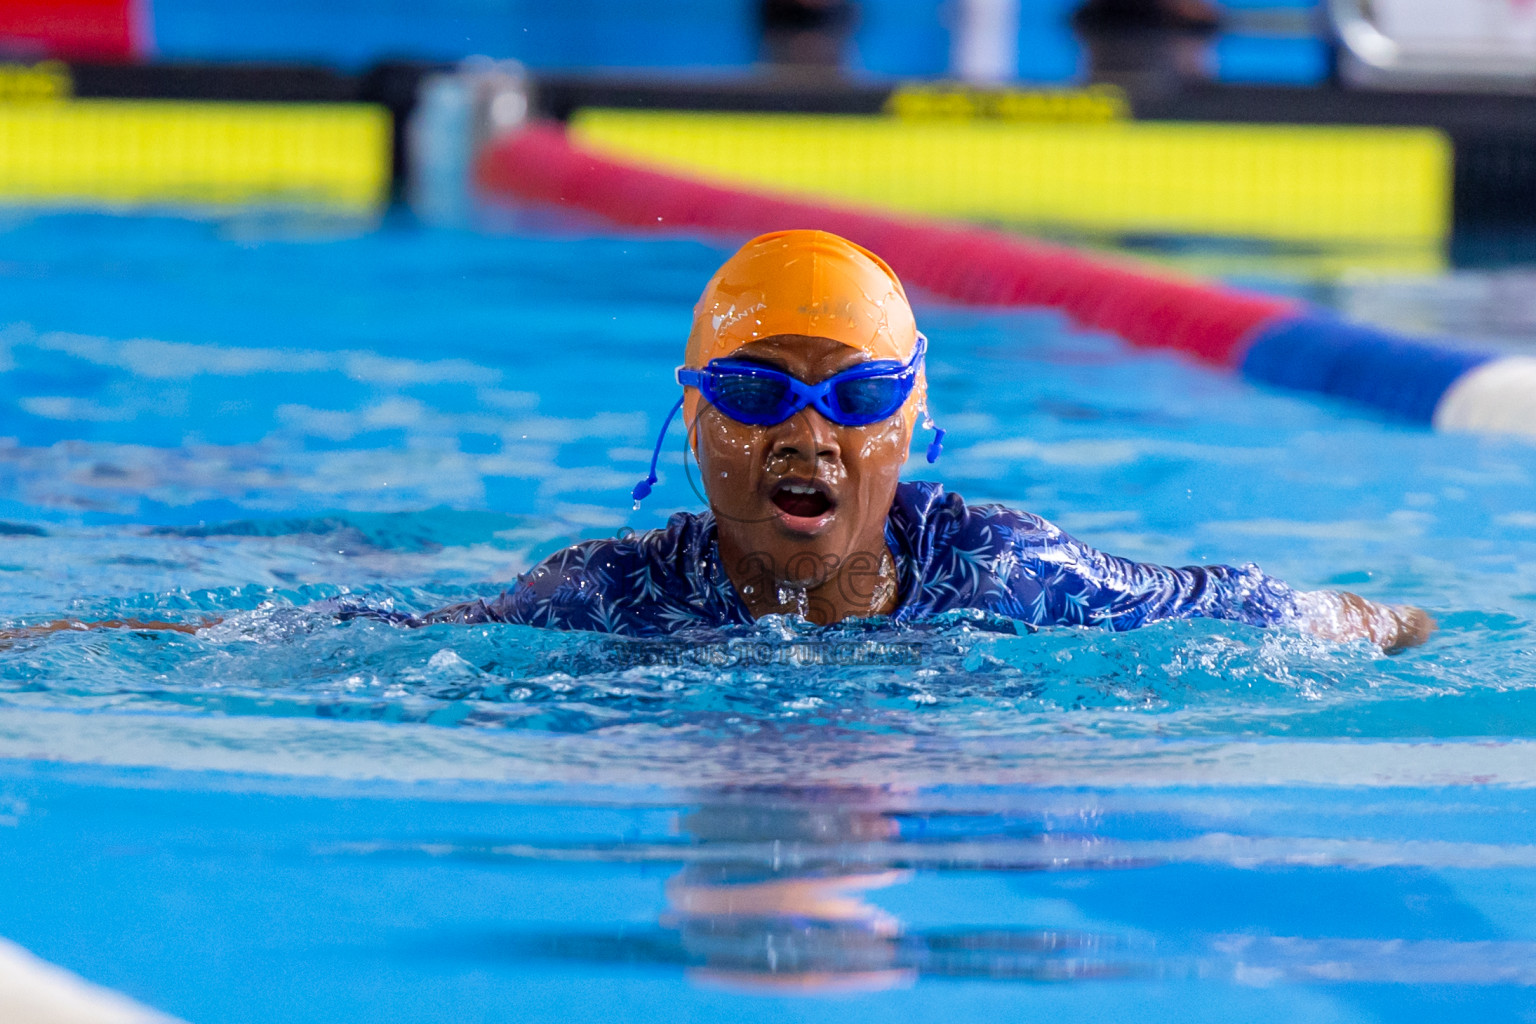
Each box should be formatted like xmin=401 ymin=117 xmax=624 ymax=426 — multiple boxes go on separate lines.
xmin=475 ymin=123 xmax=1501 ymax=429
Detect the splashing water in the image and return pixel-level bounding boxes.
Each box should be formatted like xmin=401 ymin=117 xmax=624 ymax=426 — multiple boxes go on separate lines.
xmin=0 ymin=213 xmax=1533 ymax=775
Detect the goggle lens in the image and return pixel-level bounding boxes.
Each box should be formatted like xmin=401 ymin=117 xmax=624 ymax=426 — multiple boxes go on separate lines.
xmin=830 ymin=373 xmax=912 ymax=425
xmin=707 ymin=370 xmax=794 ymax=424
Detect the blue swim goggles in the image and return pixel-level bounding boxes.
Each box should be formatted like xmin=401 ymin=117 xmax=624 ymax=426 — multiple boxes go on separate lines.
xmin=632 ymin=333 xmax=946 ymax=504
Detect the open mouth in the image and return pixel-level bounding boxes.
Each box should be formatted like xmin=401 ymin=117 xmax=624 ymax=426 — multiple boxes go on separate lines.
xmin=770 ymin=480 xmax=834 ymax=520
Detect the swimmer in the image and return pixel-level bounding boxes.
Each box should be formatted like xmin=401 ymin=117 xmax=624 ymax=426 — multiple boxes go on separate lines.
xmin=398 ymin=229 xmax=1432 ymax=651
xmin=19 ymin=230 xmax=1431 ymax=651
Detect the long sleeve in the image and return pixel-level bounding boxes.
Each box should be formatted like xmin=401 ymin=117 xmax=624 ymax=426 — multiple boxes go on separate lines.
xmin=332 ymin=546 xmax=620 ymax=631
xmin=406 ymin=545 xmax=620 ymax=631
xmin=366 ymin=510 xmax=751 ymax=637
xmin=891 ymin=483 xmax=1301 ymax=631
xmin=1005 ymin=532 xmax=1302 ymax=631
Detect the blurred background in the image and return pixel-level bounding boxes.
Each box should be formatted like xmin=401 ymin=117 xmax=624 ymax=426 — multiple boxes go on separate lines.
xmin=0 ymin=0 xmax=1532 ymax=275
xmin=0 ymin=0 xmax=1337 ymax=82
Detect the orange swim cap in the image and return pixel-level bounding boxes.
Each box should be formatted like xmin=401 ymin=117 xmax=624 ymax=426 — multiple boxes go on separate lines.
xmin=682 ymin=229 xmax=923 ymax=430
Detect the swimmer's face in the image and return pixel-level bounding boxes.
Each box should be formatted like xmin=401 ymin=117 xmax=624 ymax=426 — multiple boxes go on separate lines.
xmin=694 ymin=335 xmax=913 ymax=590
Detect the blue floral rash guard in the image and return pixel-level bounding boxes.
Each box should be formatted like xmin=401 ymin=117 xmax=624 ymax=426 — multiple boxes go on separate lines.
xmin=372 ymin=481 xmax=1302 ymax=638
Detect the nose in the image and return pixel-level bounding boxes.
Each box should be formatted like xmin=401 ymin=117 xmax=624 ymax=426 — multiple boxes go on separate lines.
xmin=769 ymin=408 xmax=840 ymax=467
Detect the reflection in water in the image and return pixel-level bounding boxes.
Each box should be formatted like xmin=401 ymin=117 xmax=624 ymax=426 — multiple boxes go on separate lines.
xmin=667 ymin=792 xmax=915 ymax=993
xmin=505 ymin=787 xmax=1136 ymax=993
xmin=379 ymin=784 xmax=1536 ymax=996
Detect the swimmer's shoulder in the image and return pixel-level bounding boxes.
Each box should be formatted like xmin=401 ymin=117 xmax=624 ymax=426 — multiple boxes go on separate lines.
xmin=517 ymin=508 xmax=714 ymax=591
xmin=892 ymin=480 xmax=1059 ymax=549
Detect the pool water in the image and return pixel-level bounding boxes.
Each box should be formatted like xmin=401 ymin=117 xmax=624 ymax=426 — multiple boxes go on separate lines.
xmin=1 ymin=212 xmax=1535 ymax=1022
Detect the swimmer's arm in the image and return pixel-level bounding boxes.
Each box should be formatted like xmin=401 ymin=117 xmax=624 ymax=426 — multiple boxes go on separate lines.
xmin=405 ymin=553 xmax=605 ymax=629
xmin=0 ymin=617 xmax=220 ymax=642
xmin=407 ymin=599 xmax=505 ymax=626
xmin=1297 ymin=592 xmax=1434 ymax=654
xmin=350 ymin=591 xmax=524 ymax=627
xmin=1142 ymin=564 xmax=1435 ymax=653
xmin=1023 ymin=525 xmax=1434 ymax=653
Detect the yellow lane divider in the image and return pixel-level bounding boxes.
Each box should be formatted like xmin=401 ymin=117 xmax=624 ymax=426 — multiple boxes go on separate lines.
xmin=0 ymin=100 xmax=391 ymax=211
xmin=571 ymin=108 xmax=1452 ymax=246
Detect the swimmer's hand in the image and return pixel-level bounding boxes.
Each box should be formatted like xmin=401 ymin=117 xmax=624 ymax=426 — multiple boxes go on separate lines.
xmin=0 ymin=617 xmax=221 ymax=644
xmin=1302 ymin=592 xmax=1434 ymax=654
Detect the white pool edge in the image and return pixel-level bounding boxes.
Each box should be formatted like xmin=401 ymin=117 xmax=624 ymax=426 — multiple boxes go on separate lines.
xmin=0 ymin=937 xmax=184 ymax=1024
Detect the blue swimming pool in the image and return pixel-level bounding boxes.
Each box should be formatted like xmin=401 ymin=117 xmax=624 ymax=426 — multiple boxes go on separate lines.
xmin=1 ymin=212 xmax=1534 ymax=1022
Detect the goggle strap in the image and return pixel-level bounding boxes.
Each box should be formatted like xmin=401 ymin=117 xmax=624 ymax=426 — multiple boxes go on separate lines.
xmin=632 ymin=394 xmax=686 ymax=505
